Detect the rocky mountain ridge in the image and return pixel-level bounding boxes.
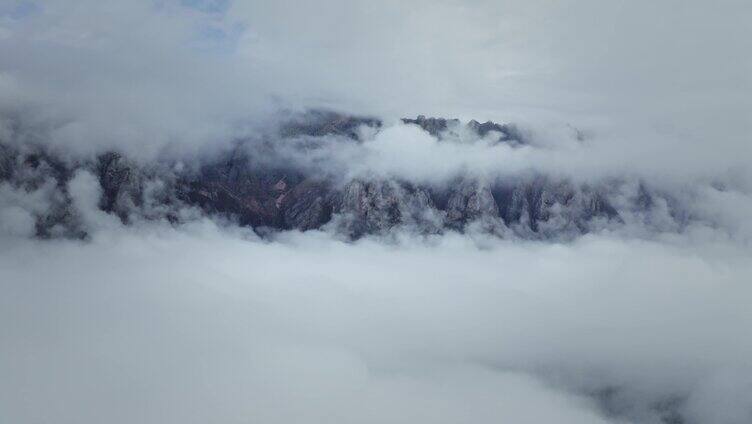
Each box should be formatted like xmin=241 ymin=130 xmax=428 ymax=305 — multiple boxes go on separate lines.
xmin=0 ymin=111 xmax=681 ymax=240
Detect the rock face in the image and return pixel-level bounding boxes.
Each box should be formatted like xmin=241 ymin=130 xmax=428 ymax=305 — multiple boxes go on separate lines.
xmin=444 ymin=179 xmax=499 ymax=228
xmin=280 ymin=110 xmax=381 ymax=140
xmin=330 ymin=180 xmax=440 ymax=237
xmin=402 ymin=116 xmax=460 ymax=137
xmin=96 ymin=152 xmax=144 ymax=222
xmin=280 ymin=179 xmax=333 ymax=231
xmin=0 ymin=111 xmax=676 ymax=240
xmin=0 ymin=143 xmax=85 ymax=238
xmin=403 ymin=115 xmax=526 ymax=144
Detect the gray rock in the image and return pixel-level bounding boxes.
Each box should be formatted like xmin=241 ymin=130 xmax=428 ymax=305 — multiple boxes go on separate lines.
xmin=281 ymin=179 xmax=332 ymax=231
xmin=96 ymin=152 xmax=144 ymax=222
xmin=0 ymin=111 xmax=681 ymax=241
xmin=444 ymin=179 xmax=499 ymax=227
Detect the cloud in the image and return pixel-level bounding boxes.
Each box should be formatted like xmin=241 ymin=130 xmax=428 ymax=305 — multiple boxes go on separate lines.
xmin=67 ymin=169 xmax=121 ymax=231
xmin=0 ymin=203 xmax=34 ymax=236
xmin=0 ymin=177 xmax=55 ymax=237
xmin=0 ymin=0 xmax=270 ymax=158
xmin=1 ymin=2 xmax=751 ymax=423
xmin=0 ymin=0 xmax=748 ymax=178
xmin=1 ymin=220 xmax=751 ymax=423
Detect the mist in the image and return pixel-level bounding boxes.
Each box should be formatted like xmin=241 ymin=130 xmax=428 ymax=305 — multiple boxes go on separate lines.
xmin=1 ymin=1 xmax=749 ymax=168
xmin=2 ymin=219 xmax=752 ymax=423
xmin=2 ymin=1 xmax=752 ymax=423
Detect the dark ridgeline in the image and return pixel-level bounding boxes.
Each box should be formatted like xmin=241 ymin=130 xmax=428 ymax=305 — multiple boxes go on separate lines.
xmin=1 ymin=110 xmax=675 ymax=240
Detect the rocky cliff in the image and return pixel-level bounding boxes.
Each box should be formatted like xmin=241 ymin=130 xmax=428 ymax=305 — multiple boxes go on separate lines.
xmin=0 ymin=111 xmax=683 ymax=240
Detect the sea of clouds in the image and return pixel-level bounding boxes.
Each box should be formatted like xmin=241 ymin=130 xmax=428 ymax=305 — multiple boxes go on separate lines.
xmin=1 ymin=1 xmax=751 ymax=423
xmin=2 ymin=214 xmax=752 ymax=423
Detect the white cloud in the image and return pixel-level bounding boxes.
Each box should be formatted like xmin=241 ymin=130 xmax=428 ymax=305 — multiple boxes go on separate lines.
xmin=0 ymin=0 xmax=747 ymax=180
xmin=0 ymin=178 xmax=54 ymax=237
xmin=0 ymin=204 xmax=34 ymax=236
xmin=1 ymin=221 xmax=751 ymax=423
xmin=68 ymin=169 xmax=121 ymax=231
xmin=1 ymin=2 xmax=751 ymax=423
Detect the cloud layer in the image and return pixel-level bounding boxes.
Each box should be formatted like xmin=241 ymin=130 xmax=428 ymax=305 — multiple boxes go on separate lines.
xmin=0 ymin=1 xmax=749 ymax=174
xmin=1 ymin=1 xmax=751 ymax=423
xmin=2 ymin=221 xmax=752 ymax=423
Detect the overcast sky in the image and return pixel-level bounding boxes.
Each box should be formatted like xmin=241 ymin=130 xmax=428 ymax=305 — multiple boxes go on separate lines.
xmin=0 ymin=0 xmax=749 ymax=170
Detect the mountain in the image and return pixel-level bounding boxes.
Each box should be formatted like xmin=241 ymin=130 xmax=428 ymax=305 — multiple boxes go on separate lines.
xmin=0 ymin=111 xmax=683 ymax=240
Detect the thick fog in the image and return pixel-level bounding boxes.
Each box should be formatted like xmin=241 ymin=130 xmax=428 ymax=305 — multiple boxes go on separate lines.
xmin=1 ymin=1 xmax=752 ymax=423
xmin=2 ymin=217 xmax=752 ymax=423
xmin=1 ymin=0 xmax=749 ymax=169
